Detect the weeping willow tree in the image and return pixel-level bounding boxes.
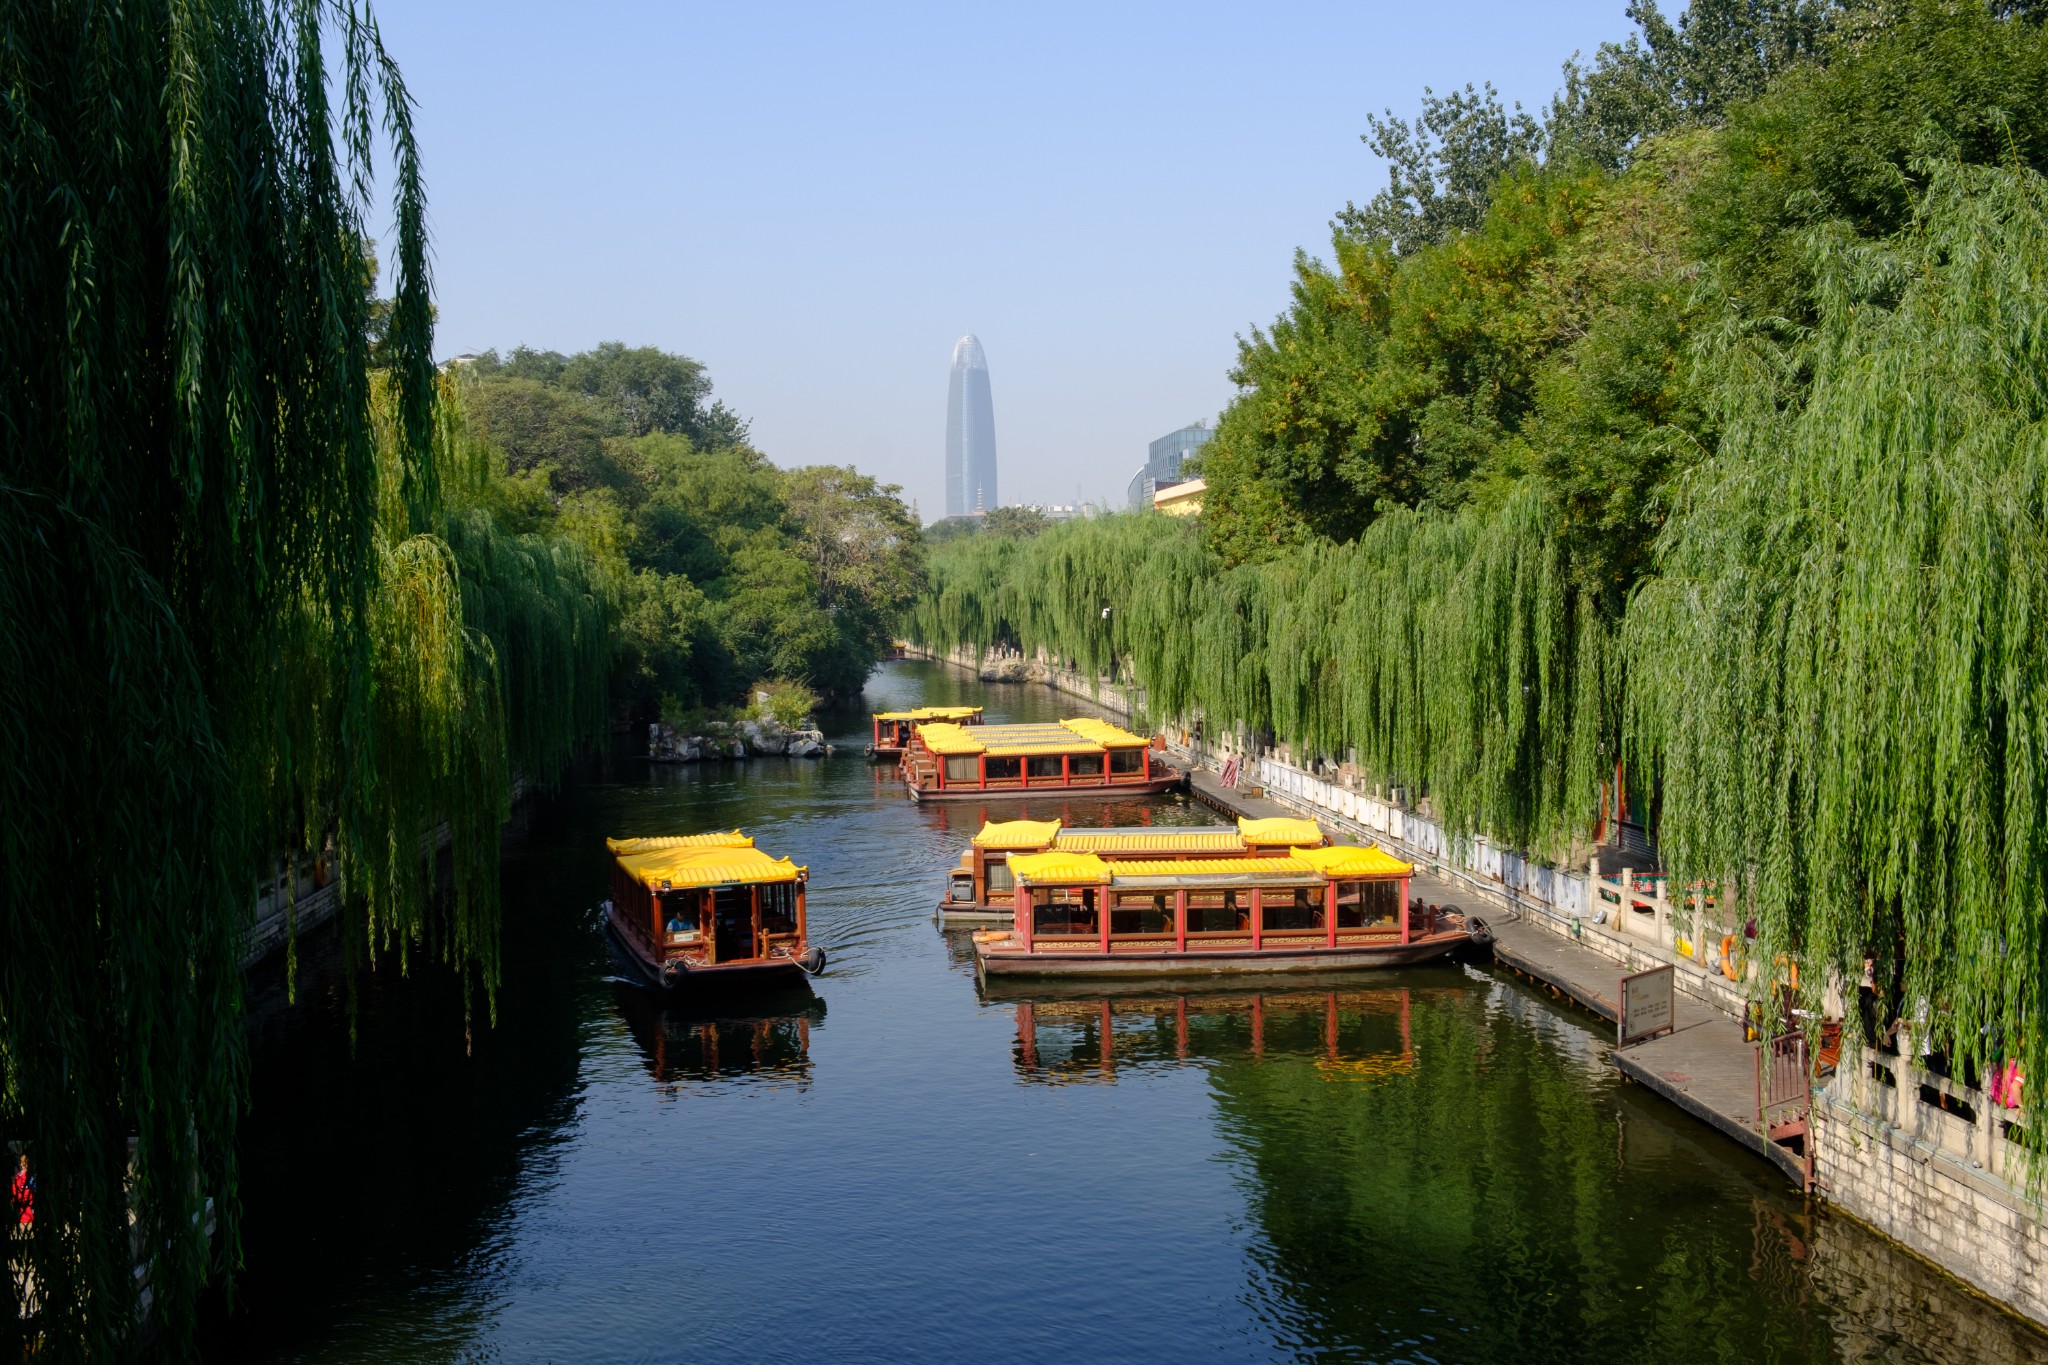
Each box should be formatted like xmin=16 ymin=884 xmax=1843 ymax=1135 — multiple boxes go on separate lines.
xmin=1627 ymin=162 xmax=2048 ymax=1143
xmin=0 ymin=2 xmax=584 ymax=1355
xmin=906 ymin=490 xmax=1610 ymax=859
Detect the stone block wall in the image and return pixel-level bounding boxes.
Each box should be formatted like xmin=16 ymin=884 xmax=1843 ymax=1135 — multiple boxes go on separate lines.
xmin=1816 ymin=1090 xmax=2047 ymax=1326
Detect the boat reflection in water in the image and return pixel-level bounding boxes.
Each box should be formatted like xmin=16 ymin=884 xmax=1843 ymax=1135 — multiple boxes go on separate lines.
xmin=986 ymin=979 xmax=1445 ymax=1084
xmin=610 ymin=981 xmax=825 ymax=1088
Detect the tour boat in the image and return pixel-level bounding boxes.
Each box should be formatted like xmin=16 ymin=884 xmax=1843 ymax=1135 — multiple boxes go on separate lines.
xmin=603 ymin=831 xmax=826 ymax=993
xmin=867 ymin=705 xmax=983 ymax=759
xmin=972 ymin=843 xmax=1473 ymax=978
xmin=940 ymin=815 xmax=1329 ymax=922
xmin=899 ymin=718 xmax=1185 ymax=802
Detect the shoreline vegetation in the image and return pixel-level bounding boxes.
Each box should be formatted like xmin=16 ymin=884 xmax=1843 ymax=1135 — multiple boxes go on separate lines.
xmin=907 ymin=0 xmax=2048 ymax=1185
xmin=2 ymin=6 xmax=920 ymax=1354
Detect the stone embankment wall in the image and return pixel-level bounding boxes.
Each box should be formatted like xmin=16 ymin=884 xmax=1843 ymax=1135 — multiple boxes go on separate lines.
xmin=244 ymin=774 xmax=535 ymax=968
xmin=902 ymin=641 xmax=2048 ymax=1330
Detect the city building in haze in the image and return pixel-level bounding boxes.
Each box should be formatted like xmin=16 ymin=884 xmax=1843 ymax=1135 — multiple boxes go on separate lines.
xmin=945 ymin=335 xmax=998 ymax=517
xmin=1127 ymin=422 xmax=1212 ymax=511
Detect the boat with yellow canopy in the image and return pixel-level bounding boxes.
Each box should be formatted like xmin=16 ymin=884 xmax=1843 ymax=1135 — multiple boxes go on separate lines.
xmin=940 ymin=816 xmax=1329 ymax=922
xmin=899 ymin=718 xmax=1184 ymax=802
xmin=972 ymin=842 xmax=1473 ymax=977
xmin=603 ymin=831 xmax=825 ymax=992
xmin=867 ymin=704 xmax=984 ymax=759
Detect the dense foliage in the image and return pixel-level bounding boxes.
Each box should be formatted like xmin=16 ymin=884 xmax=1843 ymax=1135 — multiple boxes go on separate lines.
xmin=910 ymin=0 xmax=2048 ymax=1139
xmin=463 ymin=345 xmax=925 ymax=706
xmin=1 ymin=6 xmax=598 ymax=1356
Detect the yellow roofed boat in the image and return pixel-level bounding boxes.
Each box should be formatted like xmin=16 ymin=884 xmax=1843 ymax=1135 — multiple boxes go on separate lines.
xmin=898 ymin=718 xmax=1185 ymax=802
xmin=970 ymin=839 xmax=1477 ymax=978
xmin=604 ymin=828 xmax=824 ymax=992
xmin=941 ymin=816 xmax=1331 ymax=922
xmin=867 ymin=705 xmax=983 ymax=759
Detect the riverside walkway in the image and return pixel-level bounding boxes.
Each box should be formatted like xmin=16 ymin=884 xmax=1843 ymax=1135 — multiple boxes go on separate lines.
xmin=1179 ymin=759 xmax=1806 ymax=1188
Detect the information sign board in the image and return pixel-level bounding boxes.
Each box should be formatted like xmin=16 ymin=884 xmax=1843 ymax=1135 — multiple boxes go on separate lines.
xmin=1619 ymin=964 xmax=1675 ymax=1047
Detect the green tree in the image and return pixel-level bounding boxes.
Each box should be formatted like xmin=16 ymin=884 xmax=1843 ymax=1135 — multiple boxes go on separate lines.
xmin=981 ymin=504 xmax=1050 ymax=538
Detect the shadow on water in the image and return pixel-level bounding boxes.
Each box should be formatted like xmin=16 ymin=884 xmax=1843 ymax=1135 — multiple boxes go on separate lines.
xmin=204 ymin=662 xmax=2048 ymax=1364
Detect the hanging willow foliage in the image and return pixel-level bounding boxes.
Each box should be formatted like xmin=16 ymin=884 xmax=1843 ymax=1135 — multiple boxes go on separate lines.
xmin=0 ymin=2 xmax=556 ymax=1356
xmin=906 ymin=488 xmax=1610 ymax=861
xmin=1627 ymin=163 xmax=2048 ymax=1144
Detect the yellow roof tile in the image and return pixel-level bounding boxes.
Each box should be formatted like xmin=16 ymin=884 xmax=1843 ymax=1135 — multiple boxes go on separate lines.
xmin=1236 ymin=817 xmax=1325 ymax=846
xmin=606 ymin=832 xmax=753 ymax=854
xmin=973 ymin=819 xmax=1064 ymax=849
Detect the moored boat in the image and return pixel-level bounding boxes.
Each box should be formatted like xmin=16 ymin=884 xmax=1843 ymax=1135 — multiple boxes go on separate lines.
xmin=603 ymin=831 xmax=826 ymax=993
xmin=940 ymin=815 xmax=1328 ymax=921
xmin=972 ymin=843 xmax=1472 ymax=978
xmin=867 ymin=705 xmax=984 ymax=759
xmin=899 ymin=718 xmax=1184 ymax=802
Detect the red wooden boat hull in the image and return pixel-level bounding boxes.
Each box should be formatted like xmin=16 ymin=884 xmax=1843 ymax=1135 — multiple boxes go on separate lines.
xmin=604 ymin=901 xmax=816 ymax=993
xmin=907 ymin=771 xmax=1187 ymax=803
xmin=974 ymin=929 xmax=1468 ymax=978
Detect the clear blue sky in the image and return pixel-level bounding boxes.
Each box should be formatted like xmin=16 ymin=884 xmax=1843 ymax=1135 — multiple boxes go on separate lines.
xmin=376 ymin=0 xmax=1642 ymax=519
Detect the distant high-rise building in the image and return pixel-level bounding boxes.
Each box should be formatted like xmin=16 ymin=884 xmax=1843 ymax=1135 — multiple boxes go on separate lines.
xmin=946 ymin=335 xmax=998 ymax=518
xmin=1128 ymin=422 xmax=1213 ymax=510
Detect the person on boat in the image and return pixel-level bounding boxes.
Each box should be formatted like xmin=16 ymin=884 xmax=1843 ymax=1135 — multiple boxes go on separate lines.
xmin=665 ymin=910 xmax=689 ymax=939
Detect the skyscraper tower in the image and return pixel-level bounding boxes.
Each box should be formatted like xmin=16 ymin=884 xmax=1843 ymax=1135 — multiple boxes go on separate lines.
xmin=945 ymin=334 xmax=998 ymax=517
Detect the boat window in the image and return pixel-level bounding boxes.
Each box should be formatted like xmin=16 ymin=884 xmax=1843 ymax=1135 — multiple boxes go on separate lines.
xmin=984 ymin=756 xmax=1021 ymax=782
xmin=1186 ymin=888 xmax=1245 ymax=934
xmin=944 ymin=756 xmax=978 ymax=782
xmin=660 ymin=891 xmax=702 ymax=943
xmin=1335 ymin=880 xmax=1398 ymax=929
xmin=1069 ymin=754 xmax=1106 ymax=780
xmin=1110 ymin=891 xmax=1173 ymax=936
xmin=1032 ymin=887 xmax=1097 ymax=937
xmin=1262 ymin=886 xmax=1322 ymax=932
xmin=1027 ymin=755 xmax=1064 ymax=780
xmin=759 ymin=882 xmax=798 ymax=937
xmin=986 ymin=862 xmax=1015 ymax=894
xmin=1109 ymin=747 xmax=1144 ymax=775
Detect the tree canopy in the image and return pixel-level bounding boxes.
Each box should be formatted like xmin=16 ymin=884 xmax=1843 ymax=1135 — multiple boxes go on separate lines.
xmin=909 ymin=0 xmax=2048 ymax=1154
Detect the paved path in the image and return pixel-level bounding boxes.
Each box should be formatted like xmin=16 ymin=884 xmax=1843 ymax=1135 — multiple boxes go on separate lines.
xmin=1174 ymin=757 xmax=1806 ymax=1188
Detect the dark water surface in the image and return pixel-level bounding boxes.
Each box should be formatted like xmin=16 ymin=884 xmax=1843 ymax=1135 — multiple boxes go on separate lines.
xmin=211 ymin=662 xmax=2048 ymax=1364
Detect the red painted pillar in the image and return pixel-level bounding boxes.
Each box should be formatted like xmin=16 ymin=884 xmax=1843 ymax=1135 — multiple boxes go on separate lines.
xmin=1174 ymin=889 xmax=1188 ymax=953
xmin=1016 ymin=884 xmax=1033 ymax=950
xmin=1062 ymin=754 xmax=1071 ymax=787
xmin=1399 ymin=876 xmax=1411 ymax=945
xmin=1098 ymin=888 xmax=1111 ymax=954
xmin=1325 ymin=882 xmax=1338 ymax=950
xmin=1250 ymin=889 xmax=1264 ymax=952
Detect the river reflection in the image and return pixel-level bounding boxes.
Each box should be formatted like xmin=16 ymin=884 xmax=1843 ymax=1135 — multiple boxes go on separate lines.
xmin=995 ymin=983 xmax=1426 ymax=1084
xmin=609 ymin=982 xmax=824 ymax=1088
xmin=206 ymin=662 xmax=2048 ymax=1364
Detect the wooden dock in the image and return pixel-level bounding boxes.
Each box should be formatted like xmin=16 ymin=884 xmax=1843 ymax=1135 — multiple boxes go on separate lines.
xmin=1174 ymin=757 xmax=1808 ymax=1188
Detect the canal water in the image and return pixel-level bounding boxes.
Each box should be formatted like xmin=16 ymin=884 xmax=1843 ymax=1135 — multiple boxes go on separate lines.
xmin=211 ymin=662 xmax=2048 ymax=1364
